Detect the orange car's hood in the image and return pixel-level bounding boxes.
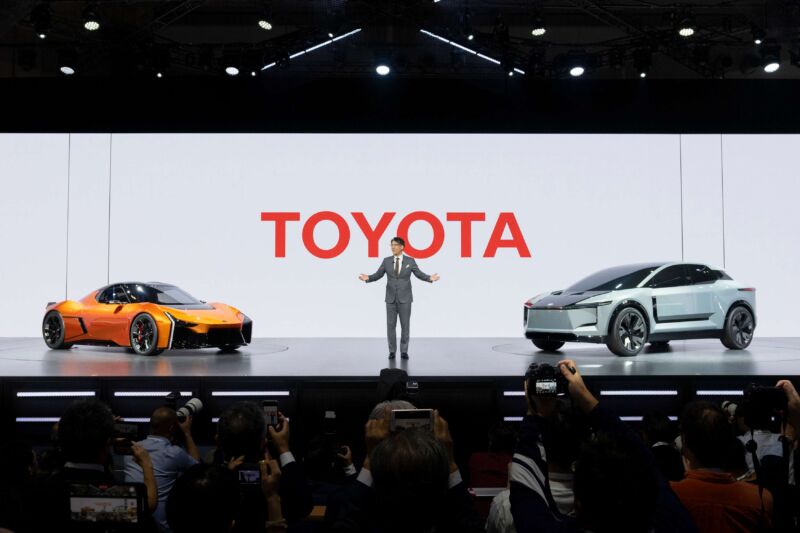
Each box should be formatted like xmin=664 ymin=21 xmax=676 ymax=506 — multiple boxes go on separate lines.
xmin=161 ymin=303 xmax=242 ymax=325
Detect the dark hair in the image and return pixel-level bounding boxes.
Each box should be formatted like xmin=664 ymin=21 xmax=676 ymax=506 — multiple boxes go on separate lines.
xmin=58 ymin=399 xmax=115 ymax=463
xmin=487 ymin=422 xmax=518 ymax=454
xmin=217 ymin=402 xmax=266 ymax=461
xmin=680 ymin=401 xmax=734 ymax=469
xmin=641 ymin=411 xmax=677 ymax=446
xmin=574 ymin=434 xmax=658 ymax=533
xmin=391 ymin=236 xmax=405 ymax=247
xmin=167 ymin=464 xmax=239 ymax=533
xmin=370 ymin=429 xmax=450 ymax=533
xmin=541 ymin=402 xmax=590 ymax=471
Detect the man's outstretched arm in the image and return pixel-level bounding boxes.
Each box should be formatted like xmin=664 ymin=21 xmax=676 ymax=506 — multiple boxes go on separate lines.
xmin=410 ymin=260 xmax=439 ymax=282
xmin=359 ymin=262 xmax=386 ymax=283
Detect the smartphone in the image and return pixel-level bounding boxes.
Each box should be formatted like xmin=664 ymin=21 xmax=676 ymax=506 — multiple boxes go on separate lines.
xmin=237 ymin=466 xmax=261 ymax=485
xmin=262 ymin=400 xmax=278 ymax=427
xmin=69 ymin=483 xmax=144 ymax=525
xmin=390 ymin=409 xmax=434 ymax=432
xmin=113 ymin=423 xmax=138 ymax=455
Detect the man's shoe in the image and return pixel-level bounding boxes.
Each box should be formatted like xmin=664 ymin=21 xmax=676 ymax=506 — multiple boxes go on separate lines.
xmin=388 ymin=352 xmax=396 ymax=359
xmin=401 ymin=352 xmax=409 ymax=360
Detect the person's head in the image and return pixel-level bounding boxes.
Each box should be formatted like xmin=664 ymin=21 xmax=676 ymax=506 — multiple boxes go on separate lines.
xmin=369 ymin=400 xmax=416 ymax=421
xmin=370 ymin=428 xmax=450 ymax=533
xmin=58 ymin=399 xmax=115 ymax=464
xmin=167 ymin=464 xmax=239 ymax=533
xmin=573 ymin=434 xmax=658 ymax=533
xmin=680 ymin=401 xmax=735 ymax=470
xmin=217 ymin=402 xmax=266 ymax=462
xmin=150 ymin=407 xmax=179 ymax=439
xmin=487 ymin=422 xmax=518 ymax=454
xmin=390 ymin=237 xmax=405 ymax=256
xmin=541 ymin=402 xmax=589 ymax=472
xmin=640 ymin=411 xmax=677 ymax=447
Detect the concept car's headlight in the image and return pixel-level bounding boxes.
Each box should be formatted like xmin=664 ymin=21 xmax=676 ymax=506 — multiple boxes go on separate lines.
xmin=566 ymin=300 xmax=613 ymax=309
xmin=164 ymin=312 xmax=197 ymax=328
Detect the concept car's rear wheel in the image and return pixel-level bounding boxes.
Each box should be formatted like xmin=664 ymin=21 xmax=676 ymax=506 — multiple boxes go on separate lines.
xmin=607 ymin=306 xmax=648 ymax=356
xmin=531 ymin=340 xmax=565 ymax=352
xmin=42 ymin=311 xmax=71 ymax=350
xmin=130 ymin=313 xmax=162 ymax=356
xmin=721 ymin=305 xmax=754 ymax=350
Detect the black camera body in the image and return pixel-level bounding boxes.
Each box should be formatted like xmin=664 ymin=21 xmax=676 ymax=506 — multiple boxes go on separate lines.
xmin=744 ymin=384 xmax=788 ymax=412
xmin=525 ymin=362 xmax=568 ymax=398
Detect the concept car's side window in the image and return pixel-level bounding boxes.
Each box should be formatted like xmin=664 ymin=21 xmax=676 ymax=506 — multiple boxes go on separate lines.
xmin=686 ymin=264 xmax=717 ymax=285
xmin=647 ymin=265 xmax=690 ymax=289
xmin=97 ymin=286 xmax=115 ymax=303
xmin=109 ymin=285 xmax=130 ymax=303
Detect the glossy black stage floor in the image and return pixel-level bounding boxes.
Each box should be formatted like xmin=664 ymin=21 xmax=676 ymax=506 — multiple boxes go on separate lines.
xmin=0 ymin=336 xmax=798 ymax=378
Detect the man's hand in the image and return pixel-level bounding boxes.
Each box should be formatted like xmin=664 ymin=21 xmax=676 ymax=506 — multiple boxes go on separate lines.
xmin=433 ymin=410 xmax=458 ymax=473
xmin=267 ymin=412 xmax=291 ymax=455
xmin=178 ymin=414 xmax=192 ymax=435
xmin=336 ymin=445 xmax=354 ymax=467
xmin=131 ymin=443 xmax=152 ymax=469
xmin=777 ymin=379 xmax=800 ymax=432
xmin=227 ymin=455 xmax=246 ymax=471
xmin=558 ymin=359 xmax=599 ymax=414
xmin=260 ymin=451 xmax=282 ymax=500
xmin=430 ymin=274 xmax=440 ymax=282
xmin=358 ymin=274 xmax=369 ymax=282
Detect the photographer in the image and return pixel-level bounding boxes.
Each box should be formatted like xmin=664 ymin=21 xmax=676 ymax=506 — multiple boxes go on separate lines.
xmin=124 ymin=407 xmax=200 ymax=532
xmin=215 ymin=402 xmax=313 ymax=532
xmin=509 ymin=360 xmax=696 ymax=533
xmin=331 ymin=406 xmax=484 ymax=533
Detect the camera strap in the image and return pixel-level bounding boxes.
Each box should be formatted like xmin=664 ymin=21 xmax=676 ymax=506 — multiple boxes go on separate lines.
xmin=746 ymin=430 xmax=767 ymax=531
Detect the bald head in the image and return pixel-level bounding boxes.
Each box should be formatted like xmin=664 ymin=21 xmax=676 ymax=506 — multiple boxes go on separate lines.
xmin=151 ymin=407 xmax=178 ymax=437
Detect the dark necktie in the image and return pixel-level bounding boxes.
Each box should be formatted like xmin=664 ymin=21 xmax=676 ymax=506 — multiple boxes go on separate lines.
xmin=394 ymin=257 xmax=400 ymax=275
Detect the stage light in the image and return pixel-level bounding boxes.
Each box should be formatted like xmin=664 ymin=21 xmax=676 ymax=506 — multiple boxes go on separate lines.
xmin=156 ymin=72 xmax=163 ymax=78
xmin=640 ymin=72 xmax=647 ymax=78
xmin=114 ymin=391 xmax=192 ymax=397
xmin=461 ymin=9 xmax=474 ymax=41
xmin=751 ymin=25 xmax=765 ymax=45
xmin=375 ymin=64 xmax=391 ymax=76
xmin=675 ymin=11 xmax=696 ymax=37
xmin=569 ymin=65 xmax=584 ymax=77
xmin=83 ymin=5 xmax=100 ymax=31
xmin=531 ymin=14 xmax=546 ymax=37
xmin=761 ymin=42 xmax=781 ymax=73
xmin=31 ymin=3 xmax=51 ymax=40
xmin=258 ymin=8 xmax=273 ymax=31
xmin=60 ymin=66 xmax=75 ymax=75
xmin=58 ymin=48 xmax=77 ymax=75
xmin=678 ymin=26 xmax=694 ymax=37
xmin=211 ymin=391 xmax=290 ymax=397
xmin=633 ymin=48 xmax=652 ymax=79
xmin=225 ymin=66 xmax=240 ymax=76
xmin=17 ymin=391 xmax=95 ymax=397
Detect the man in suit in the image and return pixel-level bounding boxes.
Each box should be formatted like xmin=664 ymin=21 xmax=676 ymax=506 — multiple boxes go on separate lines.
xmin=359 ymin=237 xmax=440 ymax=360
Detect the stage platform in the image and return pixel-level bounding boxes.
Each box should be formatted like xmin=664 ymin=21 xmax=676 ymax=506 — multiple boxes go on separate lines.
xmin=0 ymin=337 xmax=799 ymax=378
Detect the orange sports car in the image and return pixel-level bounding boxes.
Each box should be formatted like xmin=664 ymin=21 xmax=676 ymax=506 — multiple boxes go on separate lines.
xmin=42 ymin=282 xmax=252 ymax=356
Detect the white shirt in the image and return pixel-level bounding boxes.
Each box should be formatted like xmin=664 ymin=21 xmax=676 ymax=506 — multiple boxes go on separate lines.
xmin=738 ymin=430 xmax=795 ymax=485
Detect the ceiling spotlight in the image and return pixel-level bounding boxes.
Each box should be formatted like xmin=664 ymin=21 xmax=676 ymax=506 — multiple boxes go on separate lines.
xmin=633 ymin=48 xmax=652 ymax=79
xmin=31 ymin=3 xmax=51 ymax=40
xmin=225 ymin=66 xmax=240 ymax=76
xmin=251 ymin=71 xmax=257 ymax=77
xmin=569 ymin=66 xmax=585 ymax=77
xmin=58 ymin=48 xmax=77 ymax=75
xmin=156 ymin=72 xmax=163 ymax=78
xmin=258 ymin=19 xmax=272 ymax=30
xmin=60 ymin=66 xmax=75 ymax=75
xmin=531 ymin=14 xmax=546 ymax=37
xmin=675 ymin=11 xmax=696 ymax=37
xmin=761 ymin=42 xmax=781 ymax=73
xmin=751 ymin=25 xmax=765 ymax=45
xmin=640 ymin=71 xmax=647 ymax=78
xmin=461 ymin=9 xmax=474 ymax=41
xmin=83 ymin=4 xmax=100 ymax=31
xmin=375 ymin=64 xmax=391 ymax=76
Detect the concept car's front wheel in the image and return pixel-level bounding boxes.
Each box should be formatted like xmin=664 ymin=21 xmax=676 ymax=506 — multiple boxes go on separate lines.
xmin=218 ymin=345 xmax=242 ymax=353
xmin=531 ymin=340 xmax=565 ymax=352
xmin=130 ymin=313 xmax=162 ymax=356
xmin=42 ymin=311 xmax=72 ymax=350
xmin=721 ymin=305 xmax=754 ymax=350
xmin=607 ymin=306 xmax=648 ymax=356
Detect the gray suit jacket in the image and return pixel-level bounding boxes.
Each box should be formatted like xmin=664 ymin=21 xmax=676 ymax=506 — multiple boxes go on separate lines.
xmin=367 ymin=255 xmax=432 ymax=303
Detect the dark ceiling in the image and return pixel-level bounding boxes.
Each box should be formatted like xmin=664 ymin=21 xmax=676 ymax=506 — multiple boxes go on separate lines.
xmin=1 ymin=0 xmax=799 ymax=80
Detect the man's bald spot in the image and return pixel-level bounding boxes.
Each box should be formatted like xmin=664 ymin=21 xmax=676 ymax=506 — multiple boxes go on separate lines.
xmin=150 ymin=407 xmax=178 ymax=436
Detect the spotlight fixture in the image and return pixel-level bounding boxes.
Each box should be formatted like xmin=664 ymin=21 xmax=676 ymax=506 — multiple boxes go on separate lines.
xmin=225 ymin=66 xmax=240 ymax=76
xmin=569 ymin=66 xmax=585 ymax=77
xmin=761 ymin=42 xmax=781 ymax=73
xmin=83 ymin=5 xmax=100 ymax=31
xmin=675 ymin=10 xmax=696 ymax=37
xmin=257 ymin=7 xmax=272 ymax=31
xmin=375 ymin=64 xmax=391 ymax=76
xmin=531 ymin=14 xmax=546 ymax=37
xmin=58 ymin=49 xmax=77 ymax=75
xmin=633 ymin=48 xmax=652 ymax=79
xmin=566 ymin=50 xmax=587 ymax=77
xmin=31 ymin=3 xmax=51 ymax=40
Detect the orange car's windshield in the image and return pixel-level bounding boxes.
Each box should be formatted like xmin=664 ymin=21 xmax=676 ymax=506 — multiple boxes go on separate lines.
xmin=125 ymin=283 xmax=201 ymax=305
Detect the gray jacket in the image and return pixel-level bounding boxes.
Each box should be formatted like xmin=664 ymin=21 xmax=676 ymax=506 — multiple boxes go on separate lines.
xmin=367 ymin=255 xmax=432 ymax=303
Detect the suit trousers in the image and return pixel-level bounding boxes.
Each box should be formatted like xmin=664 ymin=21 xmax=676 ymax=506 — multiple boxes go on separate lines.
xmin=386 ymin=301 xmax=412 ymax=353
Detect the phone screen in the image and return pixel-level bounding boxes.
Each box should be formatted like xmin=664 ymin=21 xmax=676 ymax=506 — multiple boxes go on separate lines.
xmin=262 ymin=401 xmax=278 ymax=427
xmin=391 ymin=409 xmax=434 ymax=432
xmin=69 ymin=484 xmax=142 ymax=524
xmin=238 ymin=468 xmax=261 ymax=485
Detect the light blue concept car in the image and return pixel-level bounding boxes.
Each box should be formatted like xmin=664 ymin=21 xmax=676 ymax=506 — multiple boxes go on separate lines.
xmin=524 ymin=262 xmax=756 ymax=356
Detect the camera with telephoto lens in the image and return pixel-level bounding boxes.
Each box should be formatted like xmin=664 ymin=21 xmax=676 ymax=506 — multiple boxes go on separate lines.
xmin=526 ymin=362 xmax=568 ymax=398
xmin=176 ymin=398 xmax=203 ymax=422
xmin=744 ymin=383 xmax=788 ymax=412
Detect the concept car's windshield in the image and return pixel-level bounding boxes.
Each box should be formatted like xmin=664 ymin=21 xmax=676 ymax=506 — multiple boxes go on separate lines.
xmin=125 ymin=283 xmax=201 ymax=305
xmin=565 ymin=264 xmax=664 ymax=292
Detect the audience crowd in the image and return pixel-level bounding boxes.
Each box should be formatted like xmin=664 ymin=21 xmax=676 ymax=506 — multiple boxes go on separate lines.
xmin=0 ymin=364 xmax=798 ymax=533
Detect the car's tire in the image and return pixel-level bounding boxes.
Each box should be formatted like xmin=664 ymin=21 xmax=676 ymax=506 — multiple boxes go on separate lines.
xmin=531 ymin=340 xmax=565 ymax=352
xmin=130 ymin=313 xmax=160 ymax=356
xmin=721 ymin=305 xmax=755 ymax=350
xmin=607 ymin=306 xmax=648 ymax=356
xmin=42 ymin=311 xmax=72 ymax=350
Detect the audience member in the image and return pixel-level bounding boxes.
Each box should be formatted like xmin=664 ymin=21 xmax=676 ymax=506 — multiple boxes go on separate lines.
xmin=641 ymin=411 xmax=684 ymax=482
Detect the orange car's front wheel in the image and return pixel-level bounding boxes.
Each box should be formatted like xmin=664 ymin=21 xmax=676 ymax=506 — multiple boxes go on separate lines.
xmin=42 ymin=311 xmax=72 ymax=350
xmin=130 ymin=313 xmax=163 ymax=356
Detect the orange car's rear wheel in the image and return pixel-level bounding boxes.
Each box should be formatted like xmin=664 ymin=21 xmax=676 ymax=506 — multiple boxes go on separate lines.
xmin=130 ymin=313 xmax=162 ymax=356
xmin=42 ymin=311 xmax=72 ymax=350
